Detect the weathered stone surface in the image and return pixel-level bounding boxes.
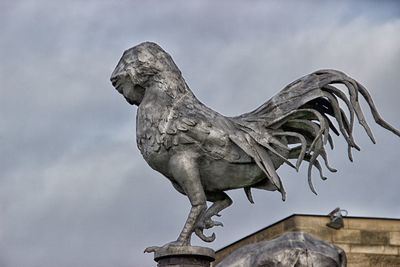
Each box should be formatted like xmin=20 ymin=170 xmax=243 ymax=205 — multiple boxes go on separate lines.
xmin=333 ymin=229 xmax=361 ymax=244
xmin=294 ymin=227 xmax=335 ymax=242
xmin=216 ymin=232 xmax=346 ymax=267
xmin=283 ymin=216 xmax=297 ymax=231
xmin=346 ymin=253 xmax=370 ymax=267
xmin=348 ymin=219 xmax=400 ymax=232
xmin=360 ymin=230 xmax=389 ymax=245
xmin=350 ymin=245 xmax=398 ymax=255
xmin=293 ymin=216 xmax=331 ymax=229
xmin=368 ymin=254 xmax=400 ymax=267
xmin=389 ymin=232 xmax=400 ymax=246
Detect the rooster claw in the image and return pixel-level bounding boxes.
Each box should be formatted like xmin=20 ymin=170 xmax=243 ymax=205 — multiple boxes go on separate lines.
xmin=144 ymin=240 xmax=189 ymax=254
xmin=203 ymin=219 xmax=223 ymax=229
xmin=144 ymin=246 xmax=160 ymax=253
xmin=195 ymin=228 xmax=216 ymax=242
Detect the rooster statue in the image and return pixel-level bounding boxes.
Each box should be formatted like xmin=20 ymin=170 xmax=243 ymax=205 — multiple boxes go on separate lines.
xmin=110 ymin=42 xmax=399 ymax=251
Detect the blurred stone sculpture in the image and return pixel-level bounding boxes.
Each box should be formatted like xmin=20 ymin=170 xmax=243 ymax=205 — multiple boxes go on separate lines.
xmin=110 ymin=42 xmax=399 ymax=251
xmin=216 ymin=232 xmax=347 ymax=267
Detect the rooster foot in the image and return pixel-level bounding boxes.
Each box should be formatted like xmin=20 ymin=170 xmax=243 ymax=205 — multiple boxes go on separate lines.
xmin=194 ymin=215 xmax=224 ymax=242
xmin=144 ymin=246 xmax=160 ymax=253
xmin=144 ymin=240 xmax=189 ymax=254
xmin=203 ymin=217 xmax=224 ymax=229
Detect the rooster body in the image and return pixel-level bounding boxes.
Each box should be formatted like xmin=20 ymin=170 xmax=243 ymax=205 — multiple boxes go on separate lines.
xmin=137 ymin=90 xmax=279 ymax=192
xmin=110 ymin=42 xmax=399 ymax=250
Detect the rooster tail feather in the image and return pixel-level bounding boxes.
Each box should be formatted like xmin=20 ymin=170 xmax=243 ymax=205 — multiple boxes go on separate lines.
xmin=231 ymin=69 xmax=399 ymax=197
xmin=356 ymin=82 xmax=400 ymax=137
xmin=228 ymin=133 xmax=287 ymax=200
xmin=272 ymin=131 xmax=307 ymax=171
xmin=239 ymin=128 xmax=295 ymax=169
xmin=244 ymin=187 xmax=255 ymax=204
xmin=244 ymin=134 xmax=287 ymax=201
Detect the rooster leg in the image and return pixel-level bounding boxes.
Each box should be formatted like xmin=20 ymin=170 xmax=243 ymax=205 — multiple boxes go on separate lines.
xmin=145 ymin=153 xmax=206 ymax=253
xmin=171 ymin=152 xmax=207 ymax=246
xmin=195 ymin=192 xmax=232 ymax=242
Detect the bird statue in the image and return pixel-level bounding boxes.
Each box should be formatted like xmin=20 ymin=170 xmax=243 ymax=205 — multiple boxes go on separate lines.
xmin=110 ymin=42 xmax=399 ymax=252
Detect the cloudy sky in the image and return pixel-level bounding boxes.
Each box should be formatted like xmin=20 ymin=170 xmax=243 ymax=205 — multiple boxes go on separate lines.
xmin=1 ymin=0 xmax=399 ymax=266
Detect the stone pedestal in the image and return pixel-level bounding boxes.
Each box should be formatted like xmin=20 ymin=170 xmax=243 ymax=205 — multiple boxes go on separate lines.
xmin=154 ymin=246 xmax=215 ymax=267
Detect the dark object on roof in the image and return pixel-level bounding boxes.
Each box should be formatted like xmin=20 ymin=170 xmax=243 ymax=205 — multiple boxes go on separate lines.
xmin=216 ymin=232 xmax=346 ymax=267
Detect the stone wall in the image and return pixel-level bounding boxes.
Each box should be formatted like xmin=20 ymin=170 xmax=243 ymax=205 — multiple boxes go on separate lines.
xmin=214 ymin=215 xmax=400 ymax=267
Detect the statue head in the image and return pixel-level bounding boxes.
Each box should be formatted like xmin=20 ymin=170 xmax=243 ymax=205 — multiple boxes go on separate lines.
xmin=110 ymin=42 xmax=182 ymax=105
